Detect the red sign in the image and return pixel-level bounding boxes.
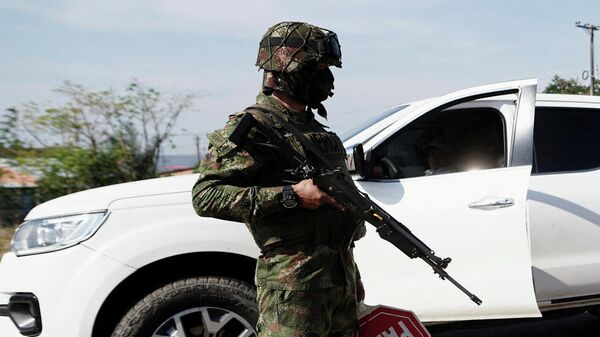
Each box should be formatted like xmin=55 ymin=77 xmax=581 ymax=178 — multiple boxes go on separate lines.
xmin=359 ymin=306 xmax=430 ymax=337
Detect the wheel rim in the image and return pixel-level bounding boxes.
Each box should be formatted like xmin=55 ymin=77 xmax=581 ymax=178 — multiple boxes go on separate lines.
xmin=152 ymin=306 xmax=256 ymax=337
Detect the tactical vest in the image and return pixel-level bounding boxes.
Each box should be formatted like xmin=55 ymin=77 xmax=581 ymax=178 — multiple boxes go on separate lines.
xmin=239 ymin=104 xmax=356 ymax=253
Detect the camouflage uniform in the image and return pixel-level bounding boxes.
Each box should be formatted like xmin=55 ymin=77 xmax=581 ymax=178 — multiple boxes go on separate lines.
xmin=193 ymin=92 xmax=365 ymax=336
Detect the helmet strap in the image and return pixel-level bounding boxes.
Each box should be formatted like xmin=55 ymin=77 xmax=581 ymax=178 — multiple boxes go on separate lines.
xmin=314 ymin=103 xmax=328 ymax=119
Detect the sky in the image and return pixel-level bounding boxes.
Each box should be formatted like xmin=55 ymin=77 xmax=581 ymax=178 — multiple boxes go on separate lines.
xmin=1 ymin=0 xmax=599 ymax=156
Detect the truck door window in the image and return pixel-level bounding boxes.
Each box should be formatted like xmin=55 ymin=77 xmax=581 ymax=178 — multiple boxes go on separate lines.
xmin=370 ymin=108 xmax=505 ymax=179
xmin=533 ymin=107 xmax=600 ymax=173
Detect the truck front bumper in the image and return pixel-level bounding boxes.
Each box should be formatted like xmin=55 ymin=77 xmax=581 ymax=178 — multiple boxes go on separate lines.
xmin=0 ymin=245 xmax=135 ymax=337
xmin=0 ymin=293 xmax=42 ymax=336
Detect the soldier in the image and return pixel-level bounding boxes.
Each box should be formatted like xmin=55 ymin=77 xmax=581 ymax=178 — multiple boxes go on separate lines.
xmin=193 ymin=21 xmax=365 ymax=337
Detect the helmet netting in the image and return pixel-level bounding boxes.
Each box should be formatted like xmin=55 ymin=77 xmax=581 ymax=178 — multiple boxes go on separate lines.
xmin=256 ymin=22 xmax=331 ymax=73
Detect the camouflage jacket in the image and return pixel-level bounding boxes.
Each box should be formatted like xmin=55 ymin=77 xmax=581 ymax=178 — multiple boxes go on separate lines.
xmin=193 ymin=93 xmax=364 ymax=290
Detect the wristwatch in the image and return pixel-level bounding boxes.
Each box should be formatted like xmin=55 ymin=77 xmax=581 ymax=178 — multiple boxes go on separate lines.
xmin=281 ymin=185 xmax=298 ymax=209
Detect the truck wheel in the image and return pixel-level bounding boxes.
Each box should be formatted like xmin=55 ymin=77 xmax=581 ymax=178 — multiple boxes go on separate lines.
xmin=111 ymin=276 xmax=258 ymax=337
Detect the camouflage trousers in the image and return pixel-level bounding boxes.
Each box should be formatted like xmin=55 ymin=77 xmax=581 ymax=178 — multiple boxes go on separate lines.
xmin=256 ymin=285 xmax=359 ymax=337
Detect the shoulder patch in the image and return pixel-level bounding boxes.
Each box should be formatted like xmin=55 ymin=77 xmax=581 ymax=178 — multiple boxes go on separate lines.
xmin=207 ymin=130 xmax=237 ymax=157
xmin=206 ymin=114 xmax=245 ymax=157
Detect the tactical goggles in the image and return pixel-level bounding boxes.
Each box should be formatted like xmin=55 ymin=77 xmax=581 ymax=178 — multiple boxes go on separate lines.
xmin=260 ymin=31 xmax=342 ymax=62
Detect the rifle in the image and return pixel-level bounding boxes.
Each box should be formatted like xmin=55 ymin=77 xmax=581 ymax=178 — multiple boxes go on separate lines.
xmin=229 ymin=107 xmax=482 ymax=305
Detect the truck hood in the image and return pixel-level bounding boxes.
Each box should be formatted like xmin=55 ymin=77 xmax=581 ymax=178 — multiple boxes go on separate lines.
xmin=26 ymin=174 xmax=200 ymax=220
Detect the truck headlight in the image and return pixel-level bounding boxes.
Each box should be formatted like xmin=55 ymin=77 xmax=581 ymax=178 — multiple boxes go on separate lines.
xmin=10 ymin=212 xmax=108 ymax=256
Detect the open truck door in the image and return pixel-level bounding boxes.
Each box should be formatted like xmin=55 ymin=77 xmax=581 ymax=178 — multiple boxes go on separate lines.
xmin=353 ymin=79 xmax=540 ymax=322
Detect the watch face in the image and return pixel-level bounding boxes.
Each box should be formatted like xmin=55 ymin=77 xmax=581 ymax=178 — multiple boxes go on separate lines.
xmin=282 ymin=185 xmax=297 ymax=209
xmin=283 ymin=199 xmax=298 ymax=209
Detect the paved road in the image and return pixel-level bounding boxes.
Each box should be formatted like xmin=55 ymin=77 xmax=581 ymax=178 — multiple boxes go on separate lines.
xmin=428 ymin=312 xmax=599 ymax=337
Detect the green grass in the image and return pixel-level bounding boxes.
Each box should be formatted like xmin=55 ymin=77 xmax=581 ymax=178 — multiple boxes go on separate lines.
xmin=0 ymin=226 xmax=16 ymax=255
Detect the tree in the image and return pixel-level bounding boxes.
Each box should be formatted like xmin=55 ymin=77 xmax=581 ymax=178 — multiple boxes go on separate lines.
xmin=0 ymin=108 xmax=24 ymax=152
xmin=1 ymin=110 xmax=30 ymax=225
xmin=2 ymin=80 xmax=196 ymax=201
xmin=543 ymin=75 xmax=600 ymax=95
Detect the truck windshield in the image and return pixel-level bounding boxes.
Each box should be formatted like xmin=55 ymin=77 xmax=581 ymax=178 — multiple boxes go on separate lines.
xmin=340 ymin=105 xmax=407 ymax=142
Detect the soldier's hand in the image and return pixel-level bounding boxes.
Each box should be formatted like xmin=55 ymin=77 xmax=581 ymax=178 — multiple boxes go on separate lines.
xmin=292 ymin=179 xmax=345 ymax=211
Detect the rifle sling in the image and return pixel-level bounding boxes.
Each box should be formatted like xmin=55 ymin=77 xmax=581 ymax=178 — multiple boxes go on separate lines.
xmin=244 ymin=105 xmax=338 ymax=172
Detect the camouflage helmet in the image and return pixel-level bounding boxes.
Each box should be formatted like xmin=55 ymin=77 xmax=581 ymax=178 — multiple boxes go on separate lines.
xmin=256 ymin=21 xmax=342 ymax=73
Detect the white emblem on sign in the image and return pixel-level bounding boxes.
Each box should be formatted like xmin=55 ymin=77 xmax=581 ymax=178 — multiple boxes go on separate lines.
xmin=376 ymin=322 xmax=415 ymax=337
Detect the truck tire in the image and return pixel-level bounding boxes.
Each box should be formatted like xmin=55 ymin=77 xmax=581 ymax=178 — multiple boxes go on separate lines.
xmin=110 ymin=276 xmax=258 ymax=337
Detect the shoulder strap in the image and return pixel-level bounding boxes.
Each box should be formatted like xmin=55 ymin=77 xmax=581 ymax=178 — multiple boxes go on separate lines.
xmin=243 ymin=104 xmax=281 ymax=128
xmin=223 ymin=105 xmax=305 ymax=167
xmin=244 ymin=104 xmax=337 ymax=172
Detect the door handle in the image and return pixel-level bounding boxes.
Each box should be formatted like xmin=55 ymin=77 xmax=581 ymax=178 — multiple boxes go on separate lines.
xmin=469 ymin=197 xmax=514 ymax=210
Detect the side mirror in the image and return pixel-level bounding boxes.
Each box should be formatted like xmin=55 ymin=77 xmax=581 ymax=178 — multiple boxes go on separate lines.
xmin=353 ymin=143 xmax=366 ymax=177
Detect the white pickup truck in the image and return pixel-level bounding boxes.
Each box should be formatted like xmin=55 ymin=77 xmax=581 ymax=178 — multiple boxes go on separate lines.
xmin=1 ymin=79 xmax=599 ymax=337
